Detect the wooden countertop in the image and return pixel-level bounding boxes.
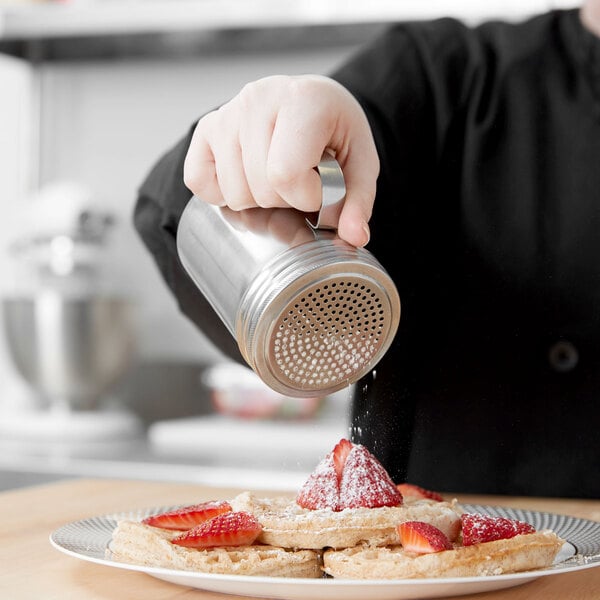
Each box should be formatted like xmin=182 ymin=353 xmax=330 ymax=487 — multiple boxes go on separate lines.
xmin=1 ymin=478 xmax=598 ymax=599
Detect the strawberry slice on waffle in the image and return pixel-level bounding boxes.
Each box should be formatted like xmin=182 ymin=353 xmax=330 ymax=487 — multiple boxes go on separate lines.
xmin=461 ymin=513 xmax=536 ymax=546
xmin=297 ymin=438 xmax=403 ymax=511
xmin=172 ymin=511 xmax=262 ymax=548
xmin=142 ymin=501 xmax=232 ymax=530
xmin=398 ymin=521 xmax=453 ymax=554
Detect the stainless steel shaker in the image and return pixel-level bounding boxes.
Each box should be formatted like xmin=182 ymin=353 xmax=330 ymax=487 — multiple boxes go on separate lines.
xmin=177 ymin=154 xmax=400 ymax=397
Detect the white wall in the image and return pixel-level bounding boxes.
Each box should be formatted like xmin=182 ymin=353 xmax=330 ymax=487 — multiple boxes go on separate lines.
xmin=0 ymin=55 xmax=36 ymax=398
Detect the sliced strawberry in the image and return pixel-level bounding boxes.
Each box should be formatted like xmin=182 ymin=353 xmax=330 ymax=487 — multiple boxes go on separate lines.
xmin=396 ymin=483 xmax=444 ymax=502
xmin=142 ymin=500 xmax=232 ymax=530
xmin=171 ymin=511 xmax=262 ymax=548
xmin=332 ymin=438 xmax=353 ymax=480
xmin=296 ymin=452 xmax=340 ymax=510
xmin=398 ymin=521 xmax=452 ymax=554
xmin=339 ymin=444 xmax=403 ymax=509
xmin=461 ymin=513 xmax=536 ymax=546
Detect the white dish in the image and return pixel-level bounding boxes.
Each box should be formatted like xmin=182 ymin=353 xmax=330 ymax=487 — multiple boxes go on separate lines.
xmin=50 ymin=503 xmax=600 ymax=600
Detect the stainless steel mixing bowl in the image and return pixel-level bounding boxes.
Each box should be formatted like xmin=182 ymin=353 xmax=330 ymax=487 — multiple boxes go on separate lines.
xmin=2 ymin=293 xmax=134 ymax=410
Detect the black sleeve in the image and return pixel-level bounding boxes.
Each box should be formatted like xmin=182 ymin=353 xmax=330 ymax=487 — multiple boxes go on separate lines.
xmin=331 ymin=18 xmax=477 ymax=218
xmin=133 ymin=124 xmax=244 ymax=363
xmin=326 ymin=18 xmax=480 ymax=313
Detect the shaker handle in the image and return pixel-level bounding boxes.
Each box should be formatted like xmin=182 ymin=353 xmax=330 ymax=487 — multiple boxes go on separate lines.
xmin=305 ymin=152 xmax=346 ymax=231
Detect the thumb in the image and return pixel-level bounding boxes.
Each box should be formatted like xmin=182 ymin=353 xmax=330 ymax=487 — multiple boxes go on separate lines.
xmin=336 ymin=144 xmax=379 ymax=247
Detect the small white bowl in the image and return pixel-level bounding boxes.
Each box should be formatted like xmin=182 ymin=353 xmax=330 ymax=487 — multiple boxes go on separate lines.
xmin=201 ymin=362 xmax=323 ymax=420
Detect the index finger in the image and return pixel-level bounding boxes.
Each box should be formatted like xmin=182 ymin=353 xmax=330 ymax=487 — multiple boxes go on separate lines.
xmin=266 ymin=97 xmax=337 ymax=214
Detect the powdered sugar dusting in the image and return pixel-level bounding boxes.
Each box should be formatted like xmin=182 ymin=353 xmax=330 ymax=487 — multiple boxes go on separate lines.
xmin=340 ymin=445 xmax=403 ymax=509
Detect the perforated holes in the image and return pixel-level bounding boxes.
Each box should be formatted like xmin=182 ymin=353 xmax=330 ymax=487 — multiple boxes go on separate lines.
xmin=271 ymin=278 xmax=387 ymax=389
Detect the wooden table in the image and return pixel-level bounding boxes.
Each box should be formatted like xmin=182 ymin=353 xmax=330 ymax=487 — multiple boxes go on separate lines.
xmin=1 ymin=478 xmax=598 ymax=599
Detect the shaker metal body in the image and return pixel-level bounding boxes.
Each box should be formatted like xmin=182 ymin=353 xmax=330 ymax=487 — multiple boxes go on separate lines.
xmin=177 ymin=156 xmax=400 ymax=397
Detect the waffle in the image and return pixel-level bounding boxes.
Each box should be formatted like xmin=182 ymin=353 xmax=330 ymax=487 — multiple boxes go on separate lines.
xmin=109 ymin=520 xmax=322 ymax=578
xmin=229 ymin=492 xmax=462 ymax=550
xmin=322 ymin=530 xmax=564 ymax=579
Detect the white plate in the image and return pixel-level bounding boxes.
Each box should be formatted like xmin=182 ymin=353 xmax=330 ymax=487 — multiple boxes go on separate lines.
xmin=50 ymin=503 xmax=600 ymax=600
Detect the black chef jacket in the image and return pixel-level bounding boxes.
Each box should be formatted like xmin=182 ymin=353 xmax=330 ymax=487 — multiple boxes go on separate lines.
xmin=134 ymin=9 xmax=600 ymax=499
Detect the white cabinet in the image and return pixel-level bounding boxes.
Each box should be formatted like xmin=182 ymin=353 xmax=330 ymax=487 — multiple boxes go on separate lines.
xmin=0 ymin=54 xmax=35 ymax=209
xmin=0 ymin=54 xmax=36 ymax=391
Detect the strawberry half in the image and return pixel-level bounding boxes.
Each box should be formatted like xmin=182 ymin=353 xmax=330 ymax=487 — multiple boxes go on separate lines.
xmin=396 ymin=483 xmax=444 ymax=502
xmin=339 ymin=444 xmax=404 ymax=509
xmin=142 ymin=500 xmax=232 ymax=530
xmin=171 ymin=511 xmax=262 ymax=548
xmin=296 ymin=452 xmax=341 ymax=510
xmin=398 ymin=521 xmax=452 ymax=554
xmin=296 ymin=438 xmax=403 ymax=511
xmin=461 ymin=513 xmax=536 ymax=546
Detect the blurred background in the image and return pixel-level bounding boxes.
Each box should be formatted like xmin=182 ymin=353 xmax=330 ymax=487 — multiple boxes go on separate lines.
xmin=0 ymin=0 xmax=579 ymax=491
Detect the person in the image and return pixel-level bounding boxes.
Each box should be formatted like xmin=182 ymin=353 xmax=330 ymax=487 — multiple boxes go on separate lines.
xmin=134 ymin=2 xmax=600 ymax=499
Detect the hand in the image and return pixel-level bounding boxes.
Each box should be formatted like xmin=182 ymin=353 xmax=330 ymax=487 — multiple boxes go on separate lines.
xmin=183 ymin=75 xmax=379 ymax=247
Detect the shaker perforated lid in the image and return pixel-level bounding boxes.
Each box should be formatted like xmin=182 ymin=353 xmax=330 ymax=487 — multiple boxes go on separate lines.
xmin=235 ymin=156 xmax=400 ymax=397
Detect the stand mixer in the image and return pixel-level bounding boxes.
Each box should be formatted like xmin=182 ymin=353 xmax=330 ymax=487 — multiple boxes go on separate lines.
xmin=0 ymin=189 xmax=140 ymax=443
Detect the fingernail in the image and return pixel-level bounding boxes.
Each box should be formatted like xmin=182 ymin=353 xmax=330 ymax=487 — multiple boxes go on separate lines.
xmin=361 ymin=222 xmax=370 ymax=246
